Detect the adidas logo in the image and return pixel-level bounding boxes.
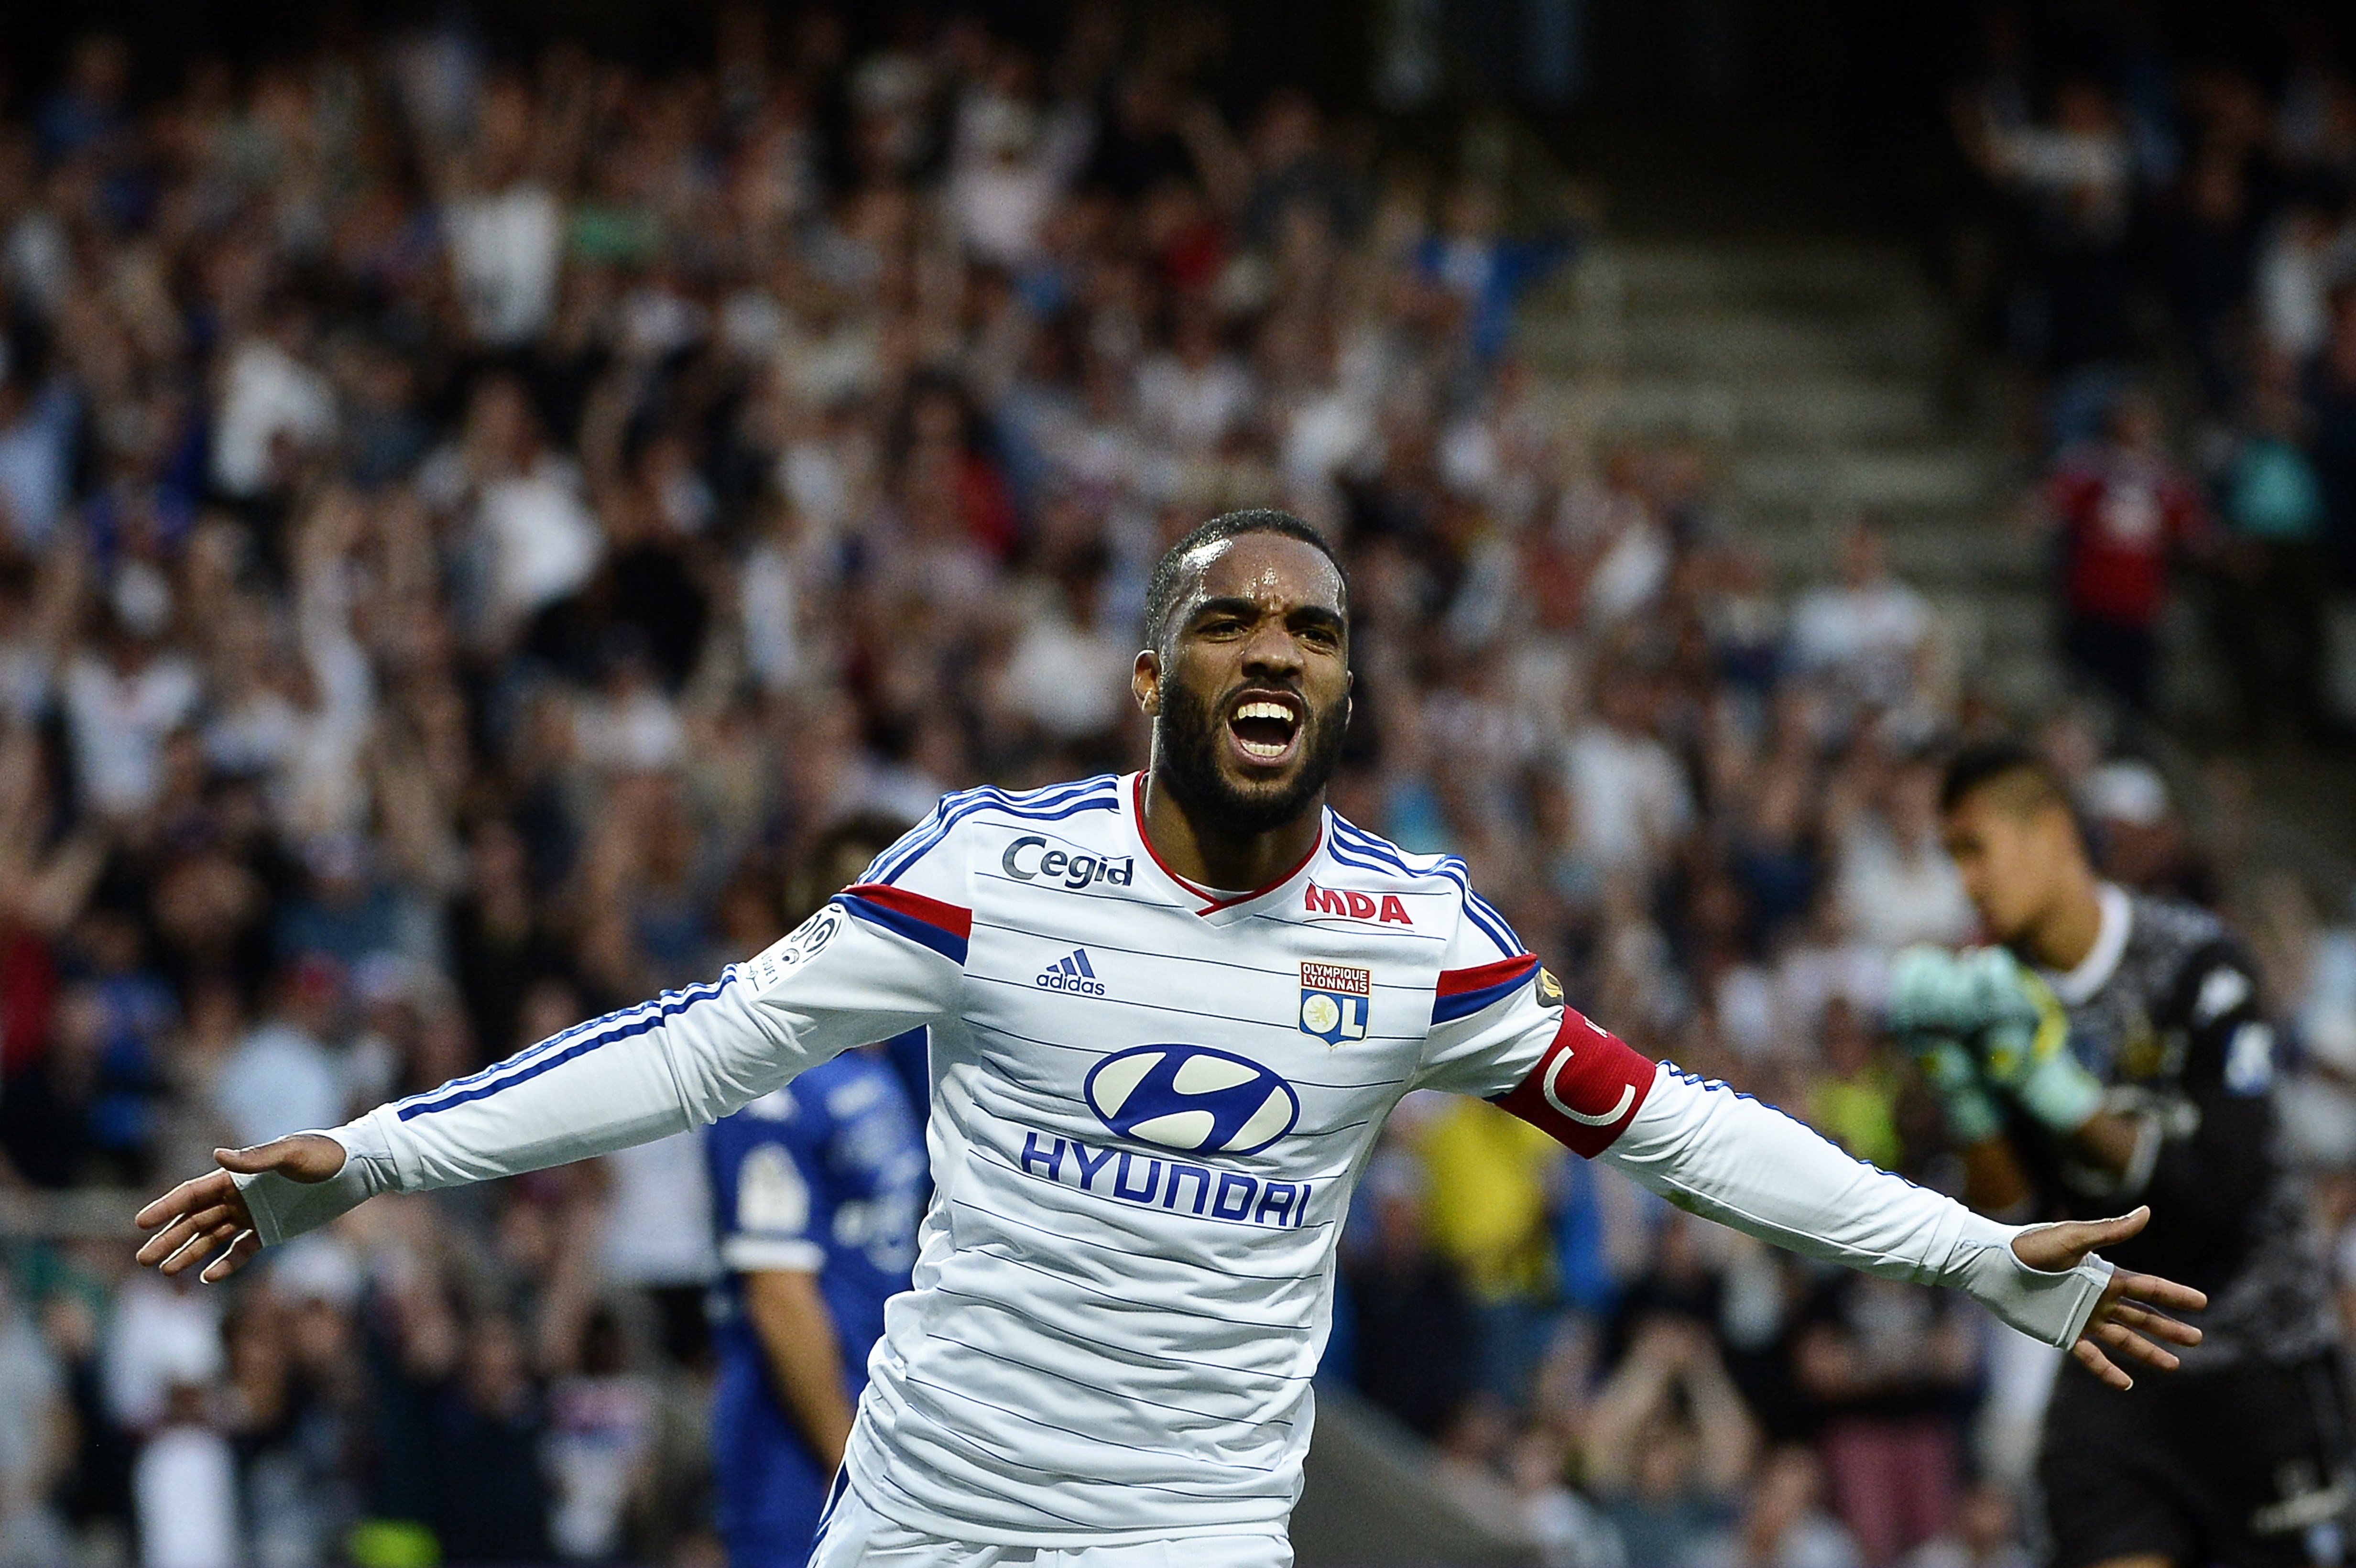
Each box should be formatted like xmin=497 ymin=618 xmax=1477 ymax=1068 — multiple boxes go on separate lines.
xmin=1035 ymin=948 xmax=1107 ymax=996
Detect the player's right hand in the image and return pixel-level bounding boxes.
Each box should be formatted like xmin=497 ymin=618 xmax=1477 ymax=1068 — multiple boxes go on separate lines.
xmin=2012 ymin=1206 xmax=2206 ymax=1390
xmin=133 ymin=1134 xmax=346 ymax=1284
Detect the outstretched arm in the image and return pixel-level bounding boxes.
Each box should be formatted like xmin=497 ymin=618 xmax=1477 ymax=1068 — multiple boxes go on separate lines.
xmin=1490 ymin=1010 xmax=2203 ymax=1388
xmin=136 ymin=886 xmax=965 ymax=1281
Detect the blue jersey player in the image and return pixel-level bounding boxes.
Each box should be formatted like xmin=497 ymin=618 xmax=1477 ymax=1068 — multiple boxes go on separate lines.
xmin=705 ymin=1043 xmax=926 ymax=1565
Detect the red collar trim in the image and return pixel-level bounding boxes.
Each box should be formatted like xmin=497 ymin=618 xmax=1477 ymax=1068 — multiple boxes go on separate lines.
xmin=1131 ymin=772 xmax=1325 ymax=916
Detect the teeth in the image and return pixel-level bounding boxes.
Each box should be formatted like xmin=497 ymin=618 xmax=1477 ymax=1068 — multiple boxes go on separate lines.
xmin=1232 ymin=698 xmax=1297 ymax=761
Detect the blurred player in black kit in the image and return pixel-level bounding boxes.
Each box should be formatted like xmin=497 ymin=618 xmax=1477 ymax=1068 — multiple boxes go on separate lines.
xmin=1894 ymin=740 xmax=2348 ymax=1568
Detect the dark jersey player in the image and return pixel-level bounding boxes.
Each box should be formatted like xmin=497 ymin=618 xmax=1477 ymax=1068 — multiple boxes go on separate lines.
xmin=1897 ymin=741 xmax=2347 ymax=1568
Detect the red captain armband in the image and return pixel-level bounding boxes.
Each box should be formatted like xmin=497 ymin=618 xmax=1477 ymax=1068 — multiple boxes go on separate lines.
xmin=1493 ymin=1010 xmax=1658 ymax=1157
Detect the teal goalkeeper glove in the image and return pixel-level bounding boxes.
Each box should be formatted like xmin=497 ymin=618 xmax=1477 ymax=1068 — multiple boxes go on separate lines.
xmin=1889 ymin=946 xmax=2005 ymax=1144
xmin=1955 ymin=947 xmax=2105 ymax=1134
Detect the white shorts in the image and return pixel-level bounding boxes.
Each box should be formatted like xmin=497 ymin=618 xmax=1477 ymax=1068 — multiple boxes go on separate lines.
xmin=807 ymin=1481 xmax=1294 ymax=1568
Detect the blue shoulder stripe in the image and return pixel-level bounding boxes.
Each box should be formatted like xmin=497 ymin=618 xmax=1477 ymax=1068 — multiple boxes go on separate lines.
xmin=1328 ymin=820 xmax=1523 ymax=957
xmin=867 ymin=776 xmax=1121 ymax=884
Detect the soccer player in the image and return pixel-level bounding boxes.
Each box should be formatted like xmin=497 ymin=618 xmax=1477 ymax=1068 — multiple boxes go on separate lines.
xmin=707 ymin=826 xmax=930 ymax=1566
xmin=705 ymin=1039 xmax=925 ymax=1566
xmin=138 ymin=512 xmax=2204 ymax=1568
xmin=1897 ymin=741 xmax=2345 ymax=1568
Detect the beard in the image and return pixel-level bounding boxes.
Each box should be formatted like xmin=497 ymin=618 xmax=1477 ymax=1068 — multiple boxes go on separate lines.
xmin=1154 ymin=676 xmax=1350 ymax=839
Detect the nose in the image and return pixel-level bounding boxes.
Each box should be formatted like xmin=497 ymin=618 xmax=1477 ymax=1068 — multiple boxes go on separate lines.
xmin=1238 ymin=620 xmax=1304 ymax=681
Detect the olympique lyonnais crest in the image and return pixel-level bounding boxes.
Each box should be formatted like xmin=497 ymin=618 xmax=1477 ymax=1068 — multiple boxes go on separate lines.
xmin=1298 ymin=961 xmax=1372 ymax=1046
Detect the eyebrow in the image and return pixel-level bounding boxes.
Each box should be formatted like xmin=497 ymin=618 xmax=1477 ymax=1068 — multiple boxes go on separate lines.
xmin=1185 ymin=596 xmax=1348 ymax=633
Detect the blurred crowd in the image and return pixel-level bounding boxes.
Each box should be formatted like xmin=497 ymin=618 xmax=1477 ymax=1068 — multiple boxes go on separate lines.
xmin=0 ymin=7 xmax=2349 ymax=1568
xmin=1947 ymin=7 xmax=2356 ymax=736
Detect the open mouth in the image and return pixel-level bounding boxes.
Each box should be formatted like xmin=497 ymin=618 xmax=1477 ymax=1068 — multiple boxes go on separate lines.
xmin=1226 ymin=693 xmax=1303 ymax=766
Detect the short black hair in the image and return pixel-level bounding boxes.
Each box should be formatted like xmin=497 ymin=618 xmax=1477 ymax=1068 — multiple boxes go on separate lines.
xmin=1142 ymin=509 xmax=1346 ymax=651
xmin=1938 ymin=739 xmax=2068 ymax=817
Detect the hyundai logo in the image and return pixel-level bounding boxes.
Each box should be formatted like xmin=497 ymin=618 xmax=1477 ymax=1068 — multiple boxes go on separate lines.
xmin=1083 ymin=1045 xmax=1300 ymax=1156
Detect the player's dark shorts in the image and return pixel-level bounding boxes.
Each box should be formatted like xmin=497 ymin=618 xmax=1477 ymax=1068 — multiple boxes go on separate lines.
xmin=2041 ymin=1351 xmax=2352 ymax=1568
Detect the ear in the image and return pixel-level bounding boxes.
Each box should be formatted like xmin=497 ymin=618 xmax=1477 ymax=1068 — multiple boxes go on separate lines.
xmin=1133 ymin=650 xmax=1161 ymax=717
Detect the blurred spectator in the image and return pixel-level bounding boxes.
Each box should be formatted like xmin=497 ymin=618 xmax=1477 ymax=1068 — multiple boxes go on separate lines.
xmin=1561 ymin=663 xmax=1693 ymax=886
xmin=2212 ymin=364 xmax=2331 ymax=744
xmin=2040 ymin=388 xmax=2214 ymax=712
xmin=1791 ymin=1273 xmax=1977 ymax=1566
xmin=1956 ymin=78 xmax=2134 ymax=371
xmin=419 ymin=1313 xmax=554 ymax=1565
xmin=1341 ymin=1149 xmax=1472 ymax=1438
xmin=1825 ymin=751 xmax=1974 ymax=954
xmin=1418 ymin=1098 xmax=1565 ymax=1404
xmin=1801 ymin=1000 xmax=1902 ymax=1174
xmin=133 ymin=1382 xmax=239 ymax=1568
xmin=2309 ymin=284 xmax=2356 ymax=586
xmin=0 ymin=1272 xmax=70 ymax=1566
xmin=1786 ymin=526 xmax=1935 ymax=728
xmin=544 ymin=1307 xmax=658 ymax=1562
xmin=213 ymin=960 xmax=347 ymax=1150
xmin=1508 ymin=1426 xmax=1627 ymax=1568
xmin=1583 ymin=1318 xmax=1759 ymax=1568
xmin=1898 ymin=1481 xmax=2033 ymax=1568
xmin=1685 ymin=1446 xmax=1864 ymax=1568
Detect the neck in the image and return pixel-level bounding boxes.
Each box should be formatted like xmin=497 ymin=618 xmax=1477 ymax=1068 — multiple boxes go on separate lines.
xmin=1140 ymin=767 xmax=1322 ymax=893
xmin=2022 ymin=867 xmax=2107 ymax=971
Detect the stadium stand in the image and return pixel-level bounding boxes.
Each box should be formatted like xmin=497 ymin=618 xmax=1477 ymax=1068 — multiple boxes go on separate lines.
xmin=0 ymin=5 xmax=2348 ymax=1567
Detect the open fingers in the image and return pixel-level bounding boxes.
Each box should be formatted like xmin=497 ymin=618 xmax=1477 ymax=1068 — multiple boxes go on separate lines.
xmin=134 ymin=1171 xmax=231 ymax=1234
xmin=159 ymin=1219 xmax=247 ymax=1276
xmin=2103 ymin=1300 xmax=2202 ymax=1348
xmin=2093 ymin=1318 xmax=2180 ymax=1374
xmin=2110 ymin=1267 xmax=2207 ymax=1318
xmin=198 ymin=1231 xmax=261 ymax=1285
xmin=134 ymin=1202 xmax=243 ymax=1268
xmin=2071 ymin=1335 xmax=2133 ymax=1391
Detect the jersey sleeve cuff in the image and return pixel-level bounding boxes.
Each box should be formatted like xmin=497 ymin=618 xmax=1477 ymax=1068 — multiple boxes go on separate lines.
xmin=1951 ymin=1220 xmax=2116 ymax=1348
xmin=233 ymin=1110 xmax=402 ymax=1247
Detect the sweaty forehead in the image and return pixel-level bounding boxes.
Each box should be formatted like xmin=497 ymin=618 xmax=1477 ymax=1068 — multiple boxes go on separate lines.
xmin=1177 ymin=535 xmax=1345 ymax=616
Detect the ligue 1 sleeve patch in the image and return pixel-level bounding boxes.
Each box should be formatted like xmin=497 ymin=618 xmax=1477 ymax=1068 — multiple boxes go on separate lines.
xmin=749 ymin=906 xmax=846 ymax=993
xmin=1494 ymin=1009 xmax=1657 ymax=1157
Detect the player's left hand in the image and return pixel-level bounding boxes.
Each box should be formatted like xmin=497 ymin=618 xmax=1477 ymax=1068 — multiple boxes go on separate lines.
xmin=1956 ymin=948 xmax=2105 ymax=1132
xmin=133 ymin=1134 xmax=346 ymax=1283
xmin=2011 ymin=1205 xmax=2206 ymax=1390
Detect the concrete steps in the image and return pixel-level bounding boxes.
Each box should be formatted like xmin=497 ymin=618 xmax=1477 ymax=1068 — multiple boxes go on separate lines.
xmin=1553 ymin=372 xmax=1942 ymax=444
xmin=1521 ymin=236 xmax=2046 ymax=698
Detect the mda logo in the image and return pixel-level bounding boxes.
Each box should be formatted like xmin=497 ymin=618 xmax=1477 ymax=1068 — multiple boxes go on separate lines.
xmin=1083 ymin=1045 xmax=1300 ymax=1156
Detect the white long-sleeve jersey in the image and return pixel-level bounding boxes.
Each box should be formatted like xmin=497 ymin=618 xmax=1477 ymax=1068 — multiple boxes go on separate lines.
xmin=240 ymin=773 xmax=2112 ymax=1546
